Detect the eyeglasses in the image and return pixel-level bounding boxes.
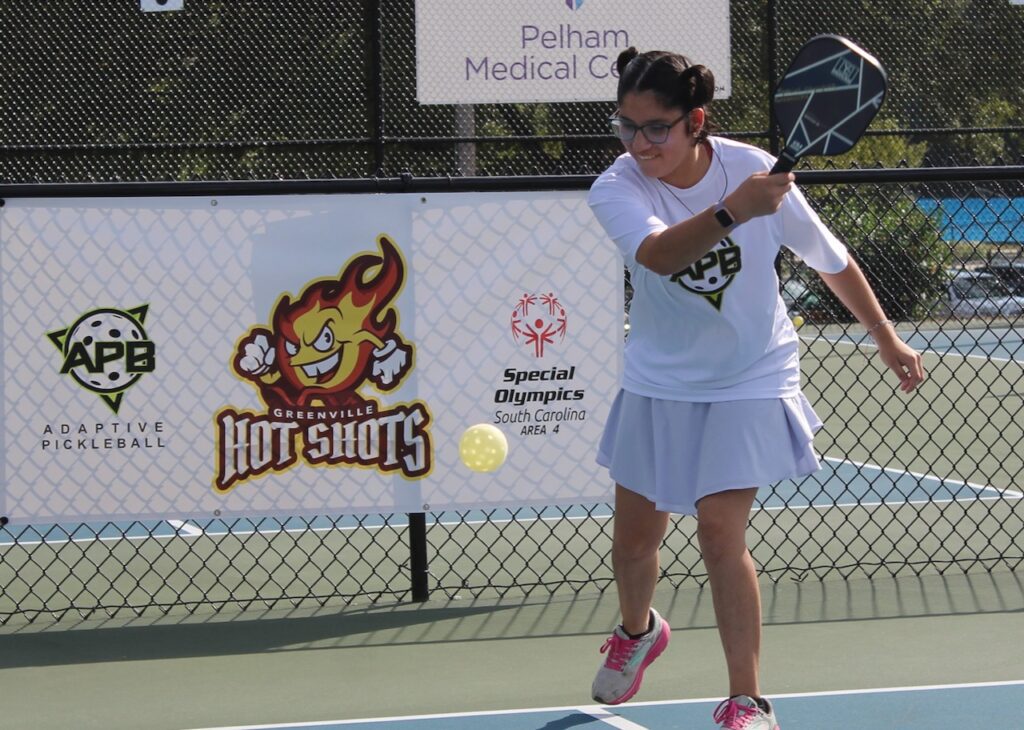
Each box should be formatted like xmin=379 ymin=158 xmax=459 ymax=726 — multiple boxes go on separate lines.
xmin=608 ymin=114 xmax=687 ymax=144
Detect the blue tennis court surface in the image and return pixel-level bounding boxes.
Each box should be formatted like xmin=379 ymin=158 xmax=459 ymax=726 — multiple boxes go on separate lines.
xmin=906 ymin=326 xmax=1022 ymax=362
xmin=2 ymin=455 xmax=1018 ymax=545
xmin=763 ymin=456 xmax=1021 ymax=509
xmin=186 ymin=681 xmax=1024 ymax=729
xmin=810 ymin=324 xmax=1024 ymax=362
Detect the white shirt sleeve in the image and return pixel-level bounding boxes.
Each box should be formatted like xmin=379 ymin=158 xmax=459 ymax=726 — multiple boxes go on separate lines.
xmin=780 ymin=185 xmax=849 ymax=274
xmin=587 ymin=171 xmax=668 ymax=264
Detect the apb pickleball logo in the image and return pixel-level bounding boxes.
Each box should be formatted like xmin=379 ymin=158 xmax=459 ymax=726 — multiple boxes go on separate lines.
xmin=47 ymin=305 xmax=155 ymax=414
xmin=670 ymin=237 xmax=742 ymax=311
xmin=565 ymin=0 xmax=585 ymax=9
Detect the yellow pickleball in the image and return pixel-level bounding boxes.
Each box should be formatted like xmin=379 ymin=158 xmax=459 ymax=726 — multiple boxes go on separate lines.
xmin=792 ymin=315 xmax=805 ymax=329
xmin=459 ymin=424 xmax=508 ymax=473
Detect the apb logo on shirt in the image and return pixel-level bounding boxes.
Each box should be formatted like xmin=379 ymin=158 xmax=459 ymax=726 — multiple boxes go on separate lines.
xmin=669 ymin=237 xmax=741 ymax=311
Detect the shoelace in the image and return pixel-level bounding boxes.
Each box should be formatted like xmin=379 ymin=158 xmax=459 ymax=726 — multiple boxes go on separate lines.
xmin=712 ymin=698 xmax=758 ymax=729
xmin=599 ymin=633 xmax=638 ymax=671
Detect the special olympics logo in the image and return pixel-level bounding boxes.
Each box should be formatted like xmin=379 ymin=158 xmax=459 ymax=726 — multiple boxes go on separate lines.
xmin=510 ymin=292 xmax=568 ymax=358
xmin=565 ymin=0 xmax=585 ymax=9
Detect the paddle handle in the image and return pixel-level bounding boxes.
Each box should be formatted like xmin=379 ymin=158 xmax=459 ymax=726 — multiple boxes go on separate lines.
xmin=770 ymin=151 xmax=798 ymax=175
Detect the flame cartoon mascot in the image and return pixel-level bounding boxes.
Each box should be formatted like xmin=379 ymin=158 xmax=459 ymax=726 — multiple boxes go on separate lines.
xmin=233 ymin=236 xmax=412 ymax=409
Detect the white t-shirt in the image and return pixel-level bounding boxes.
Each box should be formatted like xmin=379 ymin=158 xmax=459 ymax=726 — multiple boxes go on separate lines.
xmin=587 ymin=136 xmax=849 ymax=402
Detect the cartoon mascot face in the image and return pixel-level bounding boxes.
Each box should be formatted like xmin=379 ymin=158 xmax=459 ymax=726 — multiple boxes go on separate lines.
xmin=275 ymin=287 xmax=384 ymax=393
xmin=236 ymin=236 xmax=412 ymax=409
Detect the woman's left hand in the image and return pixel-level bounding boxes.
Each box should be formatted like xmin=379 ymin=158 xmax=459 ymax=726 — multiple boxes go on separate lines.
xmin=876 ymin=338 xmax=926 ymax=393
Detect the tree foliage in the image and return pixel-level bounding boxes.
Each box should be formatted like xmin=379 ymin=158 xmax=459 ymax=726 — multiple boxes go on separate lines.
xmin=798 ymin=185 xmax=952 ymax=323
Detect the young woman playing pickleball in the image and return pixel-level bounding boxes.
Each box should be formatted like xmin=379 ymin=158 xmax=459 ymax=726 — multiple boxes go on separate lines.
xmin=587 ymin=48 xmax=925 ymax=730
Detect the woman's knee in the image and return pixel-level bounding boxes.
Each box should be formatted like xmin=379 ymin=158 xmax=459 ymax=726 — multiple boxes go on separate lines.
xmin=696 ymin=492 xmax=754 ymax=562
xmin=612 ymin=528 xmax=664 ymax=564
xmin=696 ymin=516 xmax=745 ymax=559
xmin=612 ymin=485 xmax=668 ymax=562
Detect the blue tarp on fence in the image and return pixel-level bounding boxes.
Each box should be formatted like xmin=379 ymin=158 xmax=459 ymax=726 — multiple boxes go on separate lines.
xmin=917 ymin=198 xmax=1024 ymax=243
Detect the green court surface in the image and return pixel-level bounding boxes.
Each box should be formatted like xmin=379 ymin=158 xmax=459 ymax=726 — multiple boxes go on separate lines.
xmin=1 ymin=569 xmax=1022 ymax=729
xmin=1 ymin=324 xmax=1021 ymax=728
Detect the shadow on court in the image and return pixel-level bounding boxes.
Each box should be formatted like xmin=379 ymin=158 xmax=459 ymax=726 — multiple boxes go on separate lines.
xmin=1 ymin=569 xmax=1022 ymax=729
xmin=0 ymin=601 xmax=524 ymax=668
xmin=538 ymin=714 xmax=605 ymax=729
xmin=2 ymin=570 xmax=1021 ymax=671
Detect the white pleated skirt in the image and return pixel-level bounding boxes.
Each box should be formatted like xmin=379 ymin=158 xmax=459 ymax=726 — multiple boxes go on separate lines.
xmin=596 ymin=389 xmax=824 ymax=515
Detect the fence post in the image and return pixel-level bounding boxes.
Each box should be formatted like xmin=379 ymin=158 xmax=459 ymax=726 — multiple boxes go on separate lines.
xmin=767 ymin=0 xmax=780 ymax=157
xmin=408 ymin=512 xmax=430 ymax=602
xmin=369 ymin=0 xmax=386 ymax=176
xmin=768 ymin=0 xmax=782 ymax=279
xmin=455 ymin=106 xmax=477 ymax=176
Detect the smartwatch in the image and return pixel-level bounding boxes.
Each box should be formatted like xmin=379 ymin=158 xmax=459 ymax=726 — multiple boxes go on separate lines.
xmin=713 ymin=202 xmax=736 ymax=230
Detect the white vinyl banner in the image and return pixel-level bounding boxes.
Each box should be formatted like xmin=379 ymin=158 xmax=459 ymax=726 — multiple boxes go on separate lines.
xmin=0 ymin=192 xmax=622 ymax=523
xmin=416 ymin=0 xmax=731 ymax=104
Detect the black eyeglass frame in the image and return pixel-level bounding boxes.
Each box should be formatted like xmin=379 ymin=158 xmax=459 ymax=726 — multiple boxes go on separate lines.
xmin=608 ymin=113 xmax=688 ymax=144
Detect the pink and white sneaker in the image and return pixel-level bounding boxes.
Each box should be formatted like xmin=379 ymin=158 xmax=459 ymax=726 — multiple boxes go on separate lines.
xmin=713 ymin=695 xmax=780 ymax=729
xmin=590 ymin=608 xmax=671 ymax=704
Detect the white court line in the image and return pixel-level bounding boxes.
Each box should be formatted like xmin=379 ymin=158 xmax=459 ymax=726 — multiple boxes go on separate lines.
xmin=912 ymin=328 xmax=1024 ymax=365
xmin=757 ymin=454 xmax=1022 ymax=513
xmin=0 ymin=507 xmax=615 ymax=545
xmin=3 ymin=525 xmax=186 ymax=547
xmin=757 ymin=493 xmax=1018 ymax=514
xmin=167 ymin=519 xmax=204 ymax=537
xmin=2 ymin=518 xmax=213 ymax=546
xmin=577 ymin=707 xmax=649 ymax=730
xmin=183 ymin=680 xmax=1024 ymax=729
xmin=0 ymin=510 xmax=612 ymax=547
xmin=803 ymin=331 xmax=1020 ymax=364
xmin=629 ymin=678 xmax=1024 ymax=705
xmin=6 ymin=457 xmax=1018 ymax=548
xmin=181 ymin=705 xmax=648 ymax=730
xmin=822 ymin=454 xmax=1024 ymax=499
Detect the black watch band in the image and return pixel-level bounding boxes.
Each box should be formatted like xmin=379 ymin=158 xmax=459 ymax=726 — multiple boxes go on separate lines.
xmin=713 ymin=203 xmax=736 ymax=229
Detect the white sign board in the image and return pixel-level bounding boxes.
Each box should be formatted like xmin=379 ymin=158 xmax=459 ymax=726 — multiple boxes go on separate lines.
xmin=0 ymin=191 xmax=622 ymax=522
xmin=140 ymin=0 xmax=184 ymax=12
xmin=416 ymin=0 xmax=731 ymax=104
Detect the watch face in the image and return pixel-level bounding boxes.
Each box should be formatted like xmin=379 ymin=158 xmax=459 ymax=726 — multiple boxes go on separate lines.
xmin=714 ymin=207 xmax=734 ymax=227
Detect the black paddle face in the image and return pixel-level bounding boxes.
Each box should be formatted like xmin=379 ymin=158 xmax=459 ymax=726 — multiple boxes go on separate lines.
xmin=771 ymin=35 xmax=887 ymax=173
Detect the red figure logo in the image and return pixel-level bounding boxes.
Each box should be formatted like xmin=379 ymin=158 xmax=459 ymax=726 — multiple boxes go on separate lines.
xmin=510 ymin=292 xmax=568 ymax=358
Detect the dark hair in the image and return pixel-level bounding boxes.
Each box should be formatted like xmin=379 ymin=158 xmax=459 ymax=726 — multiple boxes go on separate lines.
xmin=615 ymin=47 xmax=718 ymax=144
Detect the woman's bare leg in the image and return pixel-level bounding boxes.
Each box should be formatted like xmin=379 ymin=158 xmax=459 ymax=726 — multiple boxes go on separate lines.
xmin=612 ymin=483 xmax=670 ymax=634
xmin=696 ymin=488 xmax=762 ymax=698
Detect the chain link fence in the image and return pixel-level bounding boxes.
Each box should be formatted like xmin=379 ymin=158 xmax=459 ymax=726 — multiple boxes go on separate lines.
xmin=1 ymin=1 xmax=1023 ymax=623
xmin=3 ymin=0 xmax=1024 ymax=183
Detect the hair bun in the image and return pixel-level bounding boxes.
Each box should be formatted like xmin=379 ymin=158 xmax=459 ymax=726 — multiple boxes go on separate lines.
xmin=616 ymin=47 xmax=640 ymax=76
xmin=680 ymin=64 xmax=715 ymax=107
